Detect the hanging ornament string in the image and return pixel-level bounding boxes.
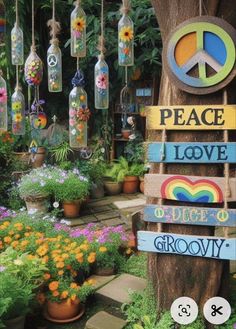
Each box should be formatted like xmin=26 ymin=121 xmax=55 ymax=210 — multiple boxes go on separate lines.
xmin=15 ymin=0 xmax=19 ymax=26
xmin=97 ymin=0 xmax=106 ymax=58
xmin=31 ymin=0 xmax=35 ymax=51
xmin=199 ymin=0 xmax=202 ymax=16
xmin=15 ymin=0 xmax=19 ymax=90
xmin=120 ymin=0 xmax=130 ymax=15
xmin=47 ymin=0 xmax=61 ymax=45
xmin=223 ymin=89 xmax=230 ymax=238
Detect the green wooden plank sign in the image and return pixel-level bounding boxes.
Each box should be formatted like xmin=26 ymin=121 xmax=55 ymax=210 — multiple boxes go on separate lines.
xmin=137 ymin=231 xmax=236 ymax=260
xmin=144 ymin=204 xmax=236 ymax=227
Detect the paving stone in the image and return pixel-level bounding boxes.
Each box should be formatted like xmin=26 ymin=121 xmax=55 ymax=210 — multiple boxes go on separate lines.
xmin=80 ymin=215 xmax=98 ymax=224
xmin=95 ymin=211 xmax=120 ymax=221
xmin=87 ymin=198 xmax=112 ymax=207
xmin=87 ymin=274 xmax=116 ymax=290
xmin=91 ymin=205 xmax=113 ymax=213
xmin=85 ymin=311 xmax=126 ymax=329
xmin=102 ymin=217 xmax=126 ymax=227
xmin=67 ymin=218 xmax=85 ymax=227
xmin=95 ymin=273 xmax=146 ymax=305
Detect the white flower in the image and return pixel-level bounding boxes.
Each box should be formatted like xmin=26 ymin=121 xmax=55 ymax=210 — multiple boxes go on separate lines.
xmin=20 ymin=207 xmax=26 ymax=212
xmin=14 ymin=259 xmax=24 ymax=266
xmin=60 ymin=219 xmax=70 ymax=225
xmin=71 ymin=129 xmax=76 ymax=135
xmin=53 ymin=201 xmax=59 ymax=209
xmin=101 ymin=147 xmax=105 ymax=153
xmin=129 ymin=134 xmax=136 ymax=140
xmin=28 ymin=208 xmax=38 ymax=215
xmin=119 ymin=42 xmax=124 ymax=48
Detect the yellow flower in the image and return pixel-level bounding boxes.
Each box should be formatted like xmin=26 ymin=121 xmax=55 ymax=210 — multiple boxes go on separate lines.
xmin=119 ymin=26 xmax=134 ymax=42
xmin=99 ymin=246 xmax=107 ymax=253
xmin=14 ymin=113 xmax=23 ymax=123
xmin=58 ymin=270 xmax=64 ymax=276
xmin=56 ymin=261 xmax=65 ymax=269
xmin=72 ymin=17 xmax=85 ymax=32
xmin=70 ymin=294 xmax=77 ymax=302
xmin=3 ymin=221 xmax=10 ymax=227
xmin=80 ymin=244 xmax=89 ymax=251
xmin=87 ymin=253 xmax=96 ymax=264
xmin=12 ymin=101 xmax=22 ymax=111
xmin=36 ymin=245 xmax=48 ymax=257
xmin=61 ymin=291 xmax=69 ymax=299
xmin=49 ymin=281 xmax=59 ymax=291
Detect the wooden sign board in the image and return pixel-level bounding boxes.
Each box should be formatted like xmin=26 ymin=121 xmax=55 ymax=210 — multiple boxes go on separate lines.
xmin=144 ymin=174 xmax=236 ymax=203
xmin=148 ymin=142 xmax=236 ymax=163
xmin=144 ymin=204 xmax=236 ymax=227
xmin=137 ymin=231 xmax=236 ymax=260
xmin=146 ymin=105 xmax=236 ymax=130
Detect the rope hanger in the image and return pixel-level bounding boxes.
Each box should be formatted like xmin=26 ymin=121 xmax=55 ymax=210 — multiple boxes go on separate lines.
xmin=97 ymin=0 xmax=106 ymax=59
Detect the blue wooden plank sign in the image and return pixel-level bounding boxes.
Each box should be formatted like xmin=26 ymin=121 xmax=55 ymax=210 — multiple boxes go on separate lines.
xmin=137 ymin=231 xmax=236 ymax=260
xmin=144 ymin=205 xmax=236 ymax=227
xmin=148 ymin=142 xmax=236 ymax=163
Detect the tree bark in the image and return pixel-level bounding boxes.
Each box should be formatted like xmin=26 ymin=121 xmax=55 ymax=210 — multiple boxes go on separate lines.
xmin=148 ymin=0 xmax=236 ymax=323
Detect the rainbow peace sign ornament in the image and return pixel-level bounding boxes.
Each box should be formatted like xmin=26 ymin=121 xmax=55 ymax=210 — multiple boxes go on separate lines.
xmin=163 ymin=16 xmax=236 ymax=94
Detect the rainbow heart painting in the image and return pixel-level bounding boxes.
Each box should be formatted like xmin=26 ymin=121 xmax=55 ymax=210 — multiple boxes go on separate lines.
xmin=161 ymin=176 xmax=223 ymax=203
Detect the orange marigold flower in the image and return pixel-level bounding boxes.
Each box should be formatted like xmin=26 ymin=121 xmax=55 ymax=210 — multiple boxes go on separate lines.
xmin=62 ymin=253 xmax=69 ymax=260
xmin=11 ymin=241 xmax=19 ymax=248
xmin=80 ymin=244 xmax=89 ymax=251
xmin=36 ymin=245 xmax=48 ymax=257
xmin=70 ymin=282 xmax=78 ymax=289
xmin=4 ymin=236 xmax=12 ymax=243
xmin=24 ymin=232 xmax=30 ymax=237
xmin=58 ymin=270 xmax=64 ymax=276
xmin=42 ymin=255 xmax=49 ymax=264
xmin=99 ymin=246 xmax=107 ymax=253
xmin=61 ymin=291 xmax=69 ymax=299
xmin=56 ymin=261 xmax=65 ymax=269
xmin=21 ymin=240 xmax=29 ymax=247
xmin=8 ymin=230 xmax=15 ymax=236
xmin=71 ymin=294 xmax=77 ymax=302
xmin=44 ymin=273 xmax=51 ymax=280
xmin=14 ymin=234 xmax=21 ymax=240
xmin=49 ymin=281 xmax=59 ymax=291
xmin=87 ymin=254 xmax=96 ymax=264
xmin=3 ymin=221 xmax=10 ymax=227
xmin=52 ymin=290 xmax=59 ymax=297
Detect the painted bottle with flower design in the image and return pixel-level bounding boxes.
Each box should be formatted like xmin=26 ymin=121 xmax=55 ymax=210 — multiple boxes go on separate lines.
xmin=47 ymin=42 xmax=62 ymax=92
xmin=0 ymin=74 xmax=8 ymax=132
xmin=95 ymin=55 xmax=109 ymax=109
xmin=11 ymin=23 xmax=24 ymax=65
xmin=70 ymin=4 xmax=86 ymax=58
xmin=11 ymin=88 xmax=25 ymax=135
xmin=118 ymin=14 xmax=134 ymax=66
xmin=69 ymin=86 xmax=88 ymax=148
xmin=24 ymin=48 xmax=43 ymax=86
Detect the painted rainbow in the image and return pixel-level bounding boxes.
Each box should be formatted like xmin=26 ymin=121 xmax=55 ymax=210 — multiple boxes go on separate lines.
xmin=161 ymin=176 xmax=223 ymax=203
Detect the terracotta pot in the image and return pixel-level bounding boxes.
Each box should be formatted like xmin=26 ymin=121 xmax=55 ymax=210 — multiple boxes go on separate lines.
xmin=123 ymin=176 xmax=139 ymax=194
xmin=121 ymin=129 xmax=131 ymax=139
xmin=25 ymin=196 xmax=49 ymax=214
xmin=62 ymin=200 xmax=81 ymax=218
xmin=13 ymin=151 xmax=31 ymax=166
xmin=90 ymin=183 xmax=105 ymax=199
xmin=31 ymin=147 xmax=46 ymax=168
xmin=4 ymin=315 xmax=25 ymax=329
xmin=47 ymin=299 xmax=80 ymax=320
xmin=95 ymin=267 xmax=115 ymax=276
xmin=139 ymin=177 xmax=144 ymax=193
xmin=104 ymin=181 xmax=123 ymax=195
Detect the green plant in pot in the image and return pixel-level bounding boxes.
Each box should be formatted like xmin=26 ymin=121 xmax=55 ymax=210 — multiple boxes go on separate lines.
xmin=52 ymin=168 xmax=90 ymax=218
xmin=103 ymin=159 xmax=127 ymax=195
xmin=12 ymin=119 xmax=32 ymax=166
xmin=122 ymin=159 xmax=146 ymax=194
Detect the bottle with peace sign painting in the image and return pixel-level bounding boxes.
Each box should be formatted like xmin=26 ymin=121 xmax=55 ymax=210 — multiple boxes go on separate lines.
xmin=47 ymin=41 xmax=62 ymax=92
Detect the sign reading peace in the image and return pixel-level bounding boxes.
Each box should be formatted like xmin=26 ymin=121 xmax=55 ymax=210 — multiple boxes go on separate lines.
xmin=163 ymin=16 xmax=236 ymax=94
xmin=47 ymin=54 xmax=58 ymax=67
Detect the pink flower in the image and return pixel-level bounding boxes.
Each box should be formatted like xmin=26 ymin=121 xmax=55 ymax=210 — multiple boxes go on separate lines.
xmin=73 ymin=30 xmax=82 ymax=38
xmin=96 ymin=73 xmax=107 ymax=90
xmin=69 ymin=109 xmax=77 ymax=117
xmin=69 ymin=118 xmax=76 ymax=126
xmin=0 ymin=88 xmax=7 ymax=104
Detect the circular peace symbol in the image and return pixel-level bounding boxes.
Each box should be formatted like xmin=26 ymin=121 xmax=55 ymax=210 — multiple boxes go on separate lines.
xmin=216 ymin=209 xmax=229 ymax=222
xmin=163 ymin=16 xmax=236 ymax=94
xmin=47 ymin=54 xmax=58 ymax=67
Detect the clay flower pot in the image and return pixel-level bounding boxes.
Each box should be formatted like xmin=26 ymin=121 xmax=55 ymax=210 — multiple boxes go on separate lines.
xmin=31 ymin=147 xmax=46 ymax=168
xmin=123 ymin=176 xmax=139 ymax=194
xmin=104 ymin=181 xmax=123 ymax=195
xmin=25 ymin=196 xmax=49 ymax=214
xmin=47 ymin=299 xmax=80 ymax=320
xmin=13 ymin=151 xmax=31 ymax=166
xmin=121 ymin=129 xmax=131 ymax=139
xmin=62 ymin=200 xmax=81 ymax=218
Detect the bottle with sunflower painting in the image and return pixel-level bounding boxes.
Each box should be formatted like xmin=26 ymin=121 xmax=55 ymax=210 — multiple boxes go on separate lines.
xmin=11 ymin=88 xmax=25 ymax=135
xmin=11 ymin=23 xmax=24 ymax=65
xmin=70 ymin=3 xmax=86 ymax=58
xmin=118 ymin=14 xmax=134 ymax=66
xmin=0 ymin=73 xmax=7 ymax=132
xmin=69 ymin=86 xmax=89 ymax=148
xmin=95 ymin=55 xmax=109 ymax=109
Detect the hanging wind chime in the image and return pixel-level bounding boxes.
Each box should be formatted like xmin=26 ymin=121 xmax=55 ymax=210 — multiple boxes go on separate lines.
xmin=94 ymin=0 xmax=109 ymax=110
xmin=24 ymin=0 xmax=45 ymax=130
xmin=69 ymin=0 xmax=89 ymax=148
xmin=11 ymin=0 xmax=25 ymax=136
xmin=0 ymin=70 xmax=7 ymax=132
xmin=47 ymin=0 xmax=62 ymax=92
xmin=70 ymin=0 xmax=86 ymax=58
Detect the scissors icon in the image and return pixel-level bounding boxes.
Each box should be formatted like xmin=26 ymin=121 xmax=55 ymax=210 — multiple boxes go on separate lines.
xmin=211 ymin=304 xmax=223 ymax=316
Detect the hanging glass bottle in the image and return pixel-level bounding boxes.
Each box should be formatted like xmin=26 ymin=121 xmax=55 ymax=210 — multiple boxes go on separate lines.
xmin=24 ymin=48 xmax=43 ymax=86
xmin=118 ymin=14 xmax=134 ymax=66
xmin=0 ymin=74 xmax=7 ymax=131
xmin=11 ymin=23 xmax=24 ymax=65
xmin=70 ymin=2 xmax=86 ymax=57
xmin=47 ymin=41 xmax=62 ymax=92
xmin=11 ymin=88 xmax=25 ymax=135
xmin=69 ymin=86 xmax=88 ymax=148
xmin=95 ymin=55 xmax=109 ymax=109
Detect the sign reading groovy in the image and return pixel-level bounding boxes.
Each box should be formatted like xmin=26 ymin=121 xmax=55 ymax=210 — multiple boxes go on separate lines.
xmin=144 ymin=205 xmax=236 ymax=227
xmin=137 ymin=231 xmax=236 ymax=260
xmin=146 ymin=105 xmax=236 ymax=130
xmin=148 ymin=142 xmax=236 ymax=163
xmin=163 ymin=16 xmax=236 ymax=94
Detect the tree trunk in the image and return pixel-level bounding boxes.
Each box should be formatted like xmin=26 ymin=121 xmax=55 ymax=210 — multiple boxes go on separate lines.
xmin=149 ymin=0 xmax=236 ymax=322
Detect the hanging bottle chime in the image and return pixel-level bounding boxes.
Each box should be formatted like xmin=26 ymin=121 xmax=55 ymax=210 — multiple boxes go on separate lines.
xmin=94 ymin=0 xmax=109 ymax=110
xmin=70 ymin=0 xmax=86 ymax=58
xmin=118 ymin=0 xmax=134 ymax=66
xmin=11 ymin=0 xmax=24 ymax=66
xmin=11 ymin=86 xmax=25 ymax=135
xmin=24 ymin=47 xmax=43 ymax=87
xmin=47 ymin=0 xmax=62 ymax=92
xmin=69 ymin=70 xmax=89 ymax=148
xmin=0 ymin=72 xmax=7 ymax=131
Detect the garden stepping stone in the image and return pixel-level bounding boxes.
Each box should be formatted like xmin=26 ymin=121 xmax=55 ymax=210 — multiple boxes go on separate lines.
xmin=113 ymin=198 xmax=146 ymax=209
xmin=67 ymin=215 xmax=98 ymax=227
xmin=88 ymin=274 xmax=116 ymax=290
xmin=95 ymin=211 xmax=121 ymax=221
xmin=85 ymin=311 xmax=126 ymax=329
xmin=101 ymin=217 xmax=126 ymax=227
xmin=95 ymin=273 xmax=146 ymax=305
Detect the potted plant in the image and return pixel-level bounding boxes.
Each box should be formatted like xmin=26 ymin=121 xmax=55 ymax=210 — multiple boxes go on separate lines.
xmin=122 ymin=160 xmax=145 ymax=194
xmin=89 ymin=161 xmax=106 ymax=199
xmin=29 ymin=130 xmax=49 ymax=168
xmin=18 ymin=167 xmax=52 ymax=214
xmin=49 ymin=141 xmax=74 ymax=165
xmin=0 ymin=248 xmax=46 ymax=329
xmin=12 ymin=120 xmax=32 ymax=166
xmin=103 ymin=160 xmax=126 ymax=195
xmin=52 ymin=169 xmax=90 ymax=218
